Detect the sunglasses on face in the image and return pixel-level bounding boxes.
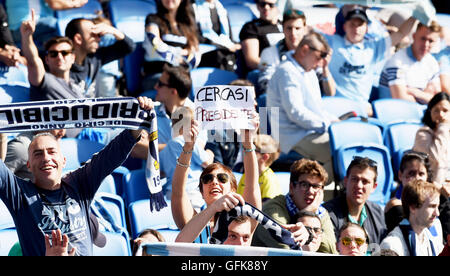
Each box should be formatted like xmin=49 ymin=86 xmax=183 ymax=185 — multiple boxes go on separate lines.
xmin=308 ymin=46 xmax=328 ymax=59
xmin=201 ymin=173 xmax=229 ymax=184
xmin=340 ymin=236 xmax=366 ymax=247
xmin=156 ymin=79 xmax=171 ymax=88
xmin=293 ymin=180 xmax=324 ymax=191
xmin=47 ymin=50 xmax=73 ymax=58
xmin=257 ymin=1 xmax=276 ymax=9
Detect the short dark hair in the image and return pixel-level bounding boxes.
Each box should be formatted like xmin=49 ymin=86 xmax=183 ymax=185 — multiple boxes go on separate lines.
xmin=422 ymin=92 xmax=450 ymax=130
xmin=44 ymin=36 xmax=73 ymax=52
xmin=399 ymin=150 xmax=433 ymax=182
xmin=163 ymin=64 xmax=192 ymax=99
xmin=346 ymin=156 xmax=378 ymax=182
xmin=65 ymin=18 xmax=92 ymax=40
xmin=283 ymin=9 xmax=306 ymax=25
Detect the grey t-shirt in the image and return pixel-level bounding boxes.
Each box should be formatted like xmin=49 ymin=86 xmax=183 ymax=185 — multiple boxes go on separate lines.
xmin=4 ymin=132 xmax=34 ymax=180
xmin=30 ymin=73 xmax=84 ymax=101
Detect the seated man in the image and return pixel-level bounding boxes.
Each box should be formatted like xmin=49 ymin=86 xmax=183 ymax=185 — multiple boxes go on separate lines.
xmin=380 ymin=179 xmax=443 ymax=256
xmin=323 ymin=156 xmax=387 ymax=246
xmin=251 ymin=159 xmax=337 ymax=254
xmin=266 ymin=31 xmax=338 ymax=181
xmin=379 ymin=21 xmax=442 ymax=104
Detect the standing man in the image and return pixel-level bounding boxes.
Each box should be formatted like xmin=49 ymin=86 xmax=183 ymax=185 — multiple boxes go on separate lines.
xmin=379 ymin=21 xmax=442 ymax=104
xmin=323 ymin=156 xmax=387 ymax=246
xmin=380 ymin=179 xmax=443 ymax=256
xmin=0 ymin=96 xmax=154 ymax=256
xmin=266 ymin=31 xmax=338 ymax=182
xmin=64 ymin=18 xmax=135 ymax=98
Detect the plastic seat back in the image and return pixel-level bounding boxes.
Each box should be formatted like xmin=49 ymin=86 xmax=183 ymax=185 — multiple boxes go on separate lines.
xmin=222 ymin=3 xmax=256 ymax=42
xmin=55 ymin=0 xmax=103 ymax=35
xmin=93 ymin=231 xmax=132 ymax=256
xmin=59 ymin=138 xmax=105 ymax=170
xmin=322 ymin=96 xmax=368 ymax=118
xmin=123 ymin=169 xmax=150 ymax=206
xmin=0 ymin=228 xmax=18 ymax=256
xmin=372 ymin=98 xmax=425 ymax=126
xmin=0 ymin=200 xmax=14 ymax=230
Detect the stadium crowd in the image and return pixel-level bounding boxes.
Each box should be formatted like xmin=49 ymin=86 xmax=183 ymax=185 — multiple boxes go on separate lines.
xmin=0 ymin=0 xmax=448 ymax=256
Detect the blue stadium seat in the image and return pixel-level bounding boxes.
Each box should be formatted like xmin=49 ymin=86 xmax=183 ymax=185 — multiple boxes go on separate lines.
xmin=372 ymin=98 xmax=425 ymax=126
xmin=55 ymin=0 xmax=103 ymax=36
xmin=92 ymin=192 xmax=128 ymax=231
xmin=222 ymin=3 xmax=256 ymax=42
xmin=0 ymin=200 xmax=14 ymax=230
xmin=0 ymin=84 xmax=30 ymax=103
xmin=128 ymin=199 xmax=178 ymax=239
xmin=156 ymin=229 xmax=181 ymax=243
xmin=190 ymin=67 xmax=239 ymax=99
xmin=108 ymin=0 xmax=156 ymax=42
xmin=322 ymin=96 xmax=368 ymax=118
xmin=335 ymin=143 xmax=394 ymax=207
xmin=96 ymin=175 xmax=117 ymax=195
xmin=0 ymin=64 xmax=29 ymax=87
xmin=123 ymin=169 xmax=150 ymax=206
xmin=59 ymin=138 xmax=106 ymax=170
xmin=329 ymin=120 xmax=384 ymax=181
xmin=384 ymin=122 xmax=423 ymax=177
xmin=0 ymin=228 xmax=18 ymax=256
xmin=122 ymin=42 xmax=145 ymax=96
xmin=93 ymin=230 xmax=132 ymax=256
xmin=275 ymin=171 xmax=290 ymax=195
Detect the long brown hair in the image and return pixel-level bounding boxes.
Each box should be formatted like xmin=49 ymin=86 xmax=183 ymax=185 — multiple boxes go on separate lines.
xmin=156 ymin=0 xmax=199 ymax=51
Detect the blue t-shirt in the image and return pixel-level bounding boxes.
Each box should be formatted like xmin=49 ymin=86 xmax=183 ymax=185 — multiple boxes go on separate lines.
xmin=0 ymin=130 xmax=137 ymax=256
xmin=434 ymin=46 xmax=450 ymax=76
xmin=325 ymin=34 xmax=391 ymax=103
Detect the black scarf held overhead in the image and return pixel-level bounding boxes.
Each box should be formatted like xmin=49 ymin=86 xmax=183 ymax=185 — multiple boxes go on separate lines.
xmin=210 ymin=203 xmax=301 ymax=250
xmin=0 ymin=97 xmax=167 ymax=212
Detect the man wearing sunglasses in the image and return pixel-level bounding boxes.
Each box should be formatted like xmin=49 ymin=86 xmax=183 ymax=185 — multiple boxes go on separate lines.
xmin=323 ymin=156 xmax=387 ymax=247
xmin=239 ymin=0 xmax=283 ymax=76
xmin=252 ymin=159 xmax=338 ymax=254
xmin=266 ymin=31 xmax=339 ymax=183
xmin=21 ymin=9 xmax=84 ymax=102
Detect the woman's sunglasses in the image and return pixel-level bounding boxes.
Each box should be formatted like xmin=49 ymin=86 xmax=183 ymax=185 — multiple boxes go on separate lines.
xmin=340 ymin=236 xmax=366 ymax=247
xmin=201 ymin=173 xmax=229 ymax=184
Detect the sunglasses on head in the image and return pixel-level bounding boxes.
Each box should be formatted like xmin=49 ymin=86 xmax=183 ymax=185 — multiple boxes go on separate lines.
xmin=284 ymin=9 xmax=305 ymax=17
xmin=201 ymin=173 xmax=229 ymax=184
xmin=257 ymin=1 xmax=276 ymax=9
xmin=352 ymin=156 xmax=378 ymax=168
xmin=402 ymin=150 xmax=429 ymax=161
xmin=47 ymin=50 xmax=72 ymax=58
xmin=340 ymin=236 xmax=366 ymax=247
xmin=308 ymin=46 xmax=328 ymax=59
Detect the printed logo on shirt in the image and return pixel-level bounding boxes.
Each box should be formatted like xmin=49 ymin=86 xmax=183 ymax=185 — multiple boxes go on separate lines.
xmin=339 ymin=61 xmax=366 ymax=76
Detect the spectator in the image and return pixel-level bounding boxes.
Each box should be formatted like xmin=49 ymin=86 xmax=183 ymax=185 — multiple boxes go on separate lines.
xmin=0 ymin=96 xmax=154 ymax=256
xmin=380 ymin=179 xmax=444 ymax=256
xmin=170 ymin=111 xmax=262 ymax=244
xmin=142 ymin=0 xmax=200 ymax=91
xmin=0 ymin=3 xmax=26 ymax=67
xmin=324 ymin=6 xmax=418 ymax=115
xmin=384 ymin=150 xmax=432 ymax=233
xmin=251 ymin=159 xmax=338 ymax=254
xmin=4 ymin=129 xmax=66 ymax=180
xmin=45 ymin=229 xmax=76 ymax=256
xmin=20 ymin=9 xmax=83 ymax=101
xmin=236 ymin=134 xmax=282 ymax=202
xmin=435 ymin=46 xmax=450 ymax=93
xmin=379 ymin=21 xmax=442 ymax=103
xmin=336 ymin=222 xmax=369 ymax=256
xmin=175 ymin=192 xmax=255 ymax=246
xmin=6 ymin=0 xmax=88 ymax=51
xmin=193 ymin=0 xmax=241 ymax=71
xmin=258 ymin=8 xmax=335 ymax=97
xmin=323 ymin=156 xmax=387 ymax=246
xmin=295 ymin=211 xmax=323 ymax=252
xmin=413 ymin=92 xmax=450 ymax=188
xmin=64 ymin=17 xmax=135 ymax=98
xmin=159 ymin=106 xmax=214 ymax=207
xmin=239 ymin=0 xmax=283 ymax=77
xmin=266 ymin=31 xmax=338 ymax=183
xmin=132 ymin=228 xmax=166 ymax=256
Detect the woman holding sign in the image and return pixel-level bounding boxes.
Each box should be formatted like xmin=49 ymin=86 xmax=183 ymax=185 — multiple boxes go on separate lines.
xmin=171 ymin=112 xmax=262 ymax=243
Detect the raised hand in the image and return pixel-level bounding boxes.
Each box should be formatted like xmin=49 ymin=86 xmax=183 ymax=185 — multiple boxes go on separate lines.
xmin=20 ymin=9 xmax=37 ymax=37
xmin=45 ymin=229 xmax=76 ymax=256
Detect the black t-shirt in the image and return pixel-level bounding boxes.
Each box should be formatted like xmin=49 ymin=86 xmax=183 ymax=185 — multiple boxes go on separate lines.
xmin=239 ymin=18 xmax=283 ymax=55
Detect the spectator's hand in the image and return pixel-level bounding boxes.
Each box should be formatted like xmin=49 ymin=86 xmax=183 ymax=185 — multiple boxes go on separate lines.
xmin=131 ymin=97 xmax=155 ymax=140
xmin=92 ymin=22 xmax=124 ymax=40
xmin=183 ymin=119 xmax=199 ymax=151
xmin=45 ymin=229 xmax=76 ymax=256
xmin=211 ymin=192 xmax=245 ymax=213
xmin=0 ymin=45 xmax=26 ymax=67
xmin=228 ymin=43 xmax=242 ymax=53
xmin=20 ymin=9 xmax=37 ymax=37
xmin=283 ymin=221 xmax=310 ymax=246
xmin=241 ymin=110 xmax=259 ymax=148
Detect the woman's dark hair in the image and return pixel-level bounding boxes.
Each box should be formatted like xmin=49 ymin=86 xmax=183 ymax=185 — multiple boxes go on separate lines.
xmin=198 ymin=163 xmax=237 ymax=194
xmin=422 ymin=92 xmax=450 ymax=130
xmin=155 ymin=0 xmax=199 ymax=51
xmin=399 ymin=150 xmax=433 ymax=182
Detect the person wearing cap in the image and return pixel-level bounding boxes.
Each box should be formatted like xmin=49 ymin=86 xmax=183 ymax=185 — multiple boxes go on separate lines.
xmin=378 ymin=20 xmax=442 ymax=103
xmin=324 ymin=6 xmax=418 ymax=116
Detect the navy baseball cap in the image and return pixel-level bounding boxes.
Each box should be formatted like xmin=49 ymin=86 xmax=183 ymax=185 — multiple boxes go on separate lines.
xmin=345 ymin=8 xmax=369 ymax=23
